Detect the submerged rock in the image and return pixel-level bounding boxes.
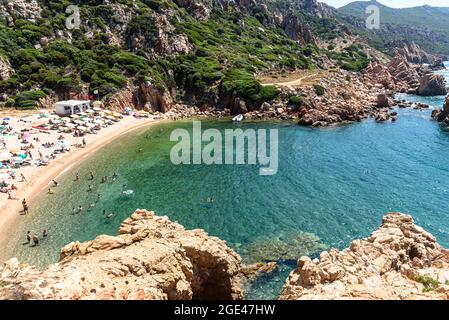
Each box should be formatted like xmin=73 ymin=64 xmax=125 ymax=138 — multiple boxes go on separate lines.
xmin=279 ymin=213 xmax=449 ymax=300
xmin=240 ymin=232 xmax=327 ymax=264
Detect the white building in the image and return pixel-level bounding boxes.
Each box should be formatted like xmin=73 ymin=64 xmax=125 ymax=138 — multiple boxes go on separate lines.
xmin=54 ymin=100 xmax=91 ymax=116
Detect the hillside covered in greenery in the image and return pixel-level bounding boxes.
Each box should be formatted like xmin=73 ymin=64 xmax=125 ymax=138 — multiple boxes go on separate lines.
xmin=338 ymin=0 xmax=449 ymax=55
xmin=0 ymin=0 xmax=376 ymax=110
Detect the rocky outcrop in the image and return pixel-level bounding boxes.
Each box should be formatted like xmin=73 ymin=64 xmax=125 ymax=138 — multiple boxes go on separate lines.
xmin=128 ymin=13 xmax=193 ymax=57
xmin=394 ymin=42 xmax=434 ymax=65
xmin=0 ymin=210 xmax=243 ymax=300
xmin=417 ymin=73 xmax=447 ymax=96
xmin=283 ymin=14 xmax=317 ymax=46
xmin=0 ymin=0 xmax=42 ymax=25
xmin=431 ymin=94 xmax=449 ymax=123
xmin=0 ymin=56 xmax=13 ymax=81
xmin=280 ymin=213 xmax=449 ymax=300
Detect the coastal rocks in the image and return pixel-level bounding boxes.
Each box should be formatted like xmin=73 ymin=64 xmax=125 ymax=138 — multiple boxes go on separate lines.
xmin=0 ymin=210 xmax=243 ymax=300
xmin=431 ymin=94 xmax=449 ymax=123
xmin=279 ymin=213 xmax=449 ymax=300
xmin=394 ymin=42 xmax=434 ymax=65
xmin=376 ymin=94 xmax=392 ymax=108
xmin=136 ymin=81 xmax=174 ymax=113
xmin=417 ymin=74 xmax=447 ymax=96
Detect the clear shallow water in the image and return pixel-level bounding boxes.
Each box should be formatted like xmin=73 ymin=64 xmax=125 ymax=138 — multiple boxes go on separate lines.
xmin=3 ymin=64 xmax=449 ymax=300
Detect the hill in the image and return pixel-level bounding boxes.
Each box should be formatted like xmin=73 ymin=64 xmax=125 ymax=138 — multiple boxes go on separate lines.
xmin=338 ymin=0 xmax=449 ymax=55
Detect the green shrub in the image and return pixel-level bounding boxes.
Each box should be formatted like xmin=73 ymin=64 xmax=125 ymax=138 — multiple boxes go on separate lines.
xmin=258 ymin=85 xmax=279 ymax=101
xmin=314 ymin=84 xmax=325 ymax=96
xmin=289 ymin=95 xmax=304 ymax=106
xmin=416 ymin=276 xmax=440 ymax=293
xmin=14 ymin=90 xmax=46 ymax=109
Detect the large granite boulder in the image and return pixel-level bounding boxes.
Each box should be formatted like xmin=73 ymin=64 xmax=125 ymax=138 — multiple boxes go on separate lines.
xmin=417 ymin=74 xmax=447 ymax=96
xmin=280 ymin=213 xmax=449 ymax=300
xmin=0 ymin=210 xmax=243 ymax=300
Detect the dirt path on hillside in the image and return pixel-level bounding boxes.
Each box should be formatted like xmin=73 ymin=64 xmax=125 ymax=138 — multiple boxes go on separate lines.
xmin=259 ymin=70 xmax=326 ymax=87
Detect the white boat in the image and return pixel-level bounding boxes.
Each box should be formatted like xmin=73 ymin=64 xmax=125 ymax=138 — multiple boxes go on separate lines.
xmin=232 ymin=114 xmax=244 ymax=122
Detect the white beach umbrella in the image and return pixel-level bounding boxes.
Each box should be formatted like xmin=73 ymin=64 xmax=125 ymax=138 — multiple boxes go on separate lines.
xmin=70 ymin=114 xmax=80 ymax=119
xmin=77 ymin=126 xmax=88 ymax=131
xmin=0 ymin=152 xmax=10 ymax=161
xmin=66 ymin=123 xmax=76 ymax=129
xmin=85 ymin=109 xmax=95 ymax=114
xmin=74 ymin=120 xmax=85 ymax=125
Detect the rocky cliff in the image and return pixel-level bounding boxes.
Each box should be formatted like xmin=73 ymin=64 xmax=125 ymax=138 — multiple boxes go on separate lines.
xmin=0 ymin=210 xmax=243 ymax=300
xmin=280 ymin=213 xmax=449 ymax=300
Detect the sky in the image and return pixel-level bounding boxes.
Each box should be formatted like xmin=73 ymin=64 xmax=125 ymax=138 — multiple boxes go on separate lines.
xmin=320 ymin=0 xmax=449 ymax=8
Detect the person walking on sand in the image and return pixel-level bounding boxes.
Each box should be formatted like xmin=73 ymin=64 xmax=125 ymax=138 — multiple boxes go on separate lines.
xmin=7 ymin=191 xmax=12 ymax=199
xmin=82 ymin=138 xmax=86 ymax=147
xmin=22 ymin=199 xmax=28 ymax=214
xmin=20 ymin=173 xmax=27 ymax=182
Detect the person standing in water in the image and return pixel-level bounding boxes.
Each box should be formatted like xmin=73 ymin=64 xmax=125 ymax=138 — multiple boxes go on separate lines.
xmin=32 ymin=234 xmax=39 ymax=246
xmin=89 ymin=171 xmax=94 ymax=180
xmin=74 ymin=173 xmax=80 ymax=182
xmin=26 ymin=231 xmax=31 ymax=244
xmin=43 ymin=229 xmax=48 ymax=238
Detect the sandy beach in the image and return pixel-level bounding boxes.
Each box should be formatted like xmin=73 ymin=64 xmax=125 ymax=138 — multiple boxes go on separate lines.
xmin=0 ymin=111 xmax=164 ymax=251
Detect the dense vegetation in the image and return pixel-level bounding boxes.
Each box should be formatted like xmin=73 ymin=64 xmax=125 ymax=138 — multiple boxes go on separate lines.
xmin=0 ymin=0 xmax=325 ymax=109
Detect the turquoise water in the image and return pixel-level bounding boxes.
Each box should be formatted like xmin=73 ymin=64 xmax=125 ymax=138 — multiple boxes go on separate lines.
xmin=3 ymin=66 xmax=449 ymax=300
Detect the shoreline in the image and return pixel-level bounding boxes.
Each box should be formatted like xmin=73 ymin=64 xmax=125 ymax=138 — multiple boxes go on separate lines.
xmin=0 ymin=116 xmax=166 ymax=256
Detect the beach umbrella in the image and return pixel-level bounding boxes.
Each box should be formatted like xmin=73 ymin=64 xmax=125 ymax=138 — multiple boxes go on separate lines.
xmin=104 ymin=110 xmax=113 ymax=115
xmin=51 ymin=120 xmax=62 ymax=124
xmin=9 ymin=147 xmax=19 ymax=154
xmin=93 ymin=107 xmax=102 ymax=112
xmin=0 ymin=152 xmax=10 ymax=161
xmin=85 ymin=109 xmax=95 ymax=114
xmin=78 ymin=112 xmax=88 ymax=117
xmin=70 ymin=114 xmax=80 ymax=119
xmin=66 ymin=123 xmax=76 ymax=129
xmin=74 ymin=120 xmax=85 ymax=125
xmin=11 ymin=157 xmax=23 ymax=163
xmin=77 ymin=126 xmax=88 ymax=131
xmin=0 ymin=173 xmax=9 ymax=179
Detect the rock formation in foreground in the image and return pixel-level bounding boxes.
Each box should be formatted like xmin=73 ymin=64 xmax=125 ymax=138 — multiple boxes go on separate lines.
xmin=0 ymin=210 xmax=243 ymax=300
xmin=432 ymin=94 xmax=449 ymax=124
xmin=280 ymin=213 xmax=449 ymax=300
